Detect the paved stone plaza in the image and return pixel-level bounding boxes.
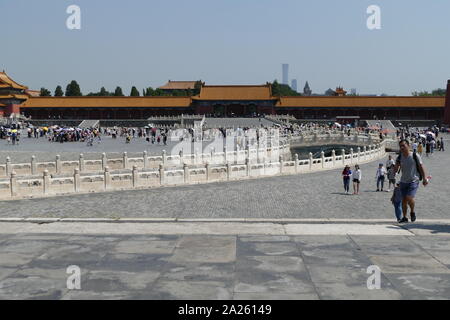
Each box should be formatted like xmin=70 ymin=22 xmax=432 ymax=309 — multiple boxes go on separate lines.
xmin=0 ymin=136 xmax=449 ymax=300
xmin=0 ymin=225 xmax=450 ymax=300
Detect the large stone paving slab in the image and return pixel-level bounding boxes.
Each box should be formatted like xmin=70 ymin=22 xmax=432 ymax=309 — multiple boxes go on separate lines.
xmin=386 ymin=274 xmax=450 ymax=300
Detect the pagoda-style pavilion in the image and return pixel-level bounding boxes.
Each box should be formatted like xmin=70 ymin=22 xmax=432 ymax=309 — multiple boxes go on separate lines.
xmin=0 ymin=71 xmax=29 ymax=117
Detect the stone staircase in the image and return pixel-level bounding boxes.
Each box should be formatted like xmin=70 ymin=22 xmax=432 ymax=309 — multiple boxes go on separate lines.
xmin=78 ymin=120 xmax=100 ymax=129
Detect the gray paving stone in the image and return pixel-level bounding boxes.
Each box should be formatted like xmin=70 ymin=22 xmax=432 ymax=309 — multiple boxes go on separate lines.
xmin=386 ymin=273 xmax=450 ymax=299
xmin=0 ymin=252 xmax=37 ymax=268
xmin=237 ymin=240 xmax=299 ymax=257
xmin=160 ymin=262 xmax=234 ymax=283
xmin=0 ymin=276 xmax=67 ymax=300
xmin=62 ymin=291 xmax=135 ymax=300
xmin=233 ymin=292 xmax=319 ymax=300
xmin=234 ymin=256 xmax=315 ymax=294
xmin=141 ymin=280 xmax=233 ymax=300
xmin=82 ymin=270 xmax=160 ymax=291
xmin=113 ymin=240 xmax=178 ymax=255
xmin=95 ymin=253 xmax=170 ymax=273
xmin=313 ymin=282 xmax=403 ymax=300
xmin=368 ymin=255 xmax=450 ymax=274
xmin=0 ymin=268 xmax=18 ymax=281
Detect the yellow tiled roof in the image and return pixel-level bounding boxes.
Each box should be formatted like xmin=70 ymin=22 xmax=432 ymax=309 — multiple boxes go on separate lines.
xmin=22 ymin=96 xmax=192 ymax=108
xmin=276 ymin=96 xmax=445 ymax=108
xmin=0 ymin=71 xmax=28 ymax=90
xmin=158 ymin=81 xmax=198 ymax=90
xmin=193 ymin=85 xmax=275 ymax=100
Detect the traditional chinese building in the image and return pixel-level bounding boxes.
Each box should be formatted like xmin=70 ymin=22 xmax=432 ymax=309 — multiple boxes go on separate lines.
xmin=1 ymin=72 xmax=448 ymax=124
xmin=0 ymin=71 xmax=30 ymax=117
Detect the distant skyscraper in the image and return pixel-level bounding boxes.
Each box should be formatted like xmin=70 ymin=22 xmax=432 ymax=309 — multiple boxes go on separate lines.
xmin=291 ymin=79 xmax=297 ymax=91
xmin=282 ymin=64 xmax=289 ymax=85
xmin=303 ymin=81 xmax=312 ymax=96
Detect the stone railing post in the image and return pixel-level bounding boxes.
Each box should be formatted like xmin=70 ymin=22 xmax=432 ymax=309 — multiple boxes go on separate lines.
xmin=363 ymin=146 xmax=367 ymax=160
xmin=210 ymin=148 xmax=215 ymax=164
xmin=79 ymin=154 xmax=85 ymax=172
xmin=159 ymin=164 xmax=165 ymax=185
xmin=162 ymin=150 xmax=167 ymax=166
xmin=43 ymin=170 xmax=50 ymax=194
xmin=6 ymin=157 xmax=11 ymax=176
xmin=143 ymin=151 xmax=148 ymax=169
xmin=31 ymin=155 xmax=37 ymax=175
xmin=321 ymin=151 xmax=325 ymax=168
xmin=195 ymin=149 xmax=199 ymax=165
xmin=331 ymin=150 xmax=336 ymax=167
xmin=224 ymin=147 xmax=228 ymax=163
xmin=350 ymin=148 xmax=354 ymax=164
xmin=294 ymin=154 xmax=299 ymax=173
xmin=279 ymin=155 xmax=284 ymax=174
xmin=123 ymin=152 xmax=128 ymax=169
xmin=132 ymin=165 xmax=138 ymax=187
xmin=342 ymin=149 xmax=346 ymax=165
xmin=10 ymin=171 xmax=17 ymax=197
xmin=74 ymin=168 xmax=80 ymax=192
xmin=309 ymin=152 xmax=313 ymax=171
xmin=101 ymin=153 xmax=107 ymax=170
xmin=245 ymin=158 xmax=250 ymax=176
xmin=227 ymin=162 xmax=231 ymax=180
xmin=56 ymin=155 xmax=61 ymax=174
xmin=183 ymin=163 xmax=189 ymax=184
xmin=104 ymin=166 xmax=110 ymax=190
xmin=205 ymin=162 xmax=210 ymax=181
xmin=179 ymin=150 xmax=184 ymax=165
xmin=357 ymin=147 xmax=361 ymax=163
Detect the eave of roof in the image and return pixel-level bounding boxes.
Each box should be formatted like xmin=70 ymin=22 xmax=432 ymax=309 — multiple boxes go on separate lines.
xmin=276 ymin=96 xmax=445 ymax=108
xmin=21 ymin=96 xmax=193 ymax=108
xmin=0 ymin=71 xmax=28 ymax=90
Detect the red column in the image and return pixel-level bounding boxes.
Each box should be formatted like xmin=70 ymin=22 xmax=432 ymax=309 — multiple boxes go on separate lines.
xmin=444 ymin=80 xmax=450 ymax=125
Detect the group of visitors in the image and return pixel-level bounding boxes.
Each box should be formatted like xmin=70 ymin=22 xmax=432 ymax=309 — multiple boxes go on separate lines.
xmin=341 ymin=138 xmax=433 ymax=223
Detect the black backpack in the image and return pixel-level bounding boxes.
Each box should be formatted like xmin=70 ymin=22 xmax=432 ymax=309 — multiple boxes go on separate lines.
xmin=396 ymin=151 xmax=423 ymax=181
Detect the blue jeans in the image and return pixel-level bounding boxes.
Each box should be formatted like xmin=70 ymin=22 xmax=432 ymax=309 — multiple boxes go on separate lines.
xmin=393 ymin=201 xmax=402 ymax=221
xmin=377 ymin=176 xmax=385 ymax=190
xmin=343 ymin=177 xmax=350 ymax=192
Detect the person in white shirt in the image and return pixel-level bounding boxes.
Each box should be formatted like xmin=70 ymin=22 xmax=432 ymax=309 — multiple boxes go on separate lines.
xmin=375 ymin=163 xmax=387 ymax=191
xmin=386 ymin=155 xmax=395 ymax=170
xmin=352 ymin=164 xmax=362 ymax=195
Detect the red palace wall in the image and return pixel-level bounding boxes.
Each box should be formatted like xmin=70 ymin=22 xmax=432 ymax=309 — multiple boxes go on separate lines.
xmin=4 ymin=104 xmax=21 ymax=116
xmin=444 ymin=80 xmax=450 ymax=125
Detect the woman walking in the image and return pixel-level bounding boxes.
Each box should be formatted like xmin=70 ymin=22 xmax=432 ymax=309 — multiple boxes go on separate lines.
xmin=352 ymin=164 xmax=361 ymax=195
xmin=342 ymin=165 xmax=352 ymax=195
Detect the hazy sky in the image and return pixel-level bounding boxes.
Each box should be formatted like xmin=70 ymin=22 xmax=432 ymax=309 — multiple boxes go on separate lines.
xmin=2 ymin=0 xmax=449 ymax=96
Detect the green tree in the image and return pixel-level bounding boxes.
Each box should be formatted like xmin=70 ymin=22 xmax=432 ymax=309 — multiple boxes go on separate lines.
xmin=130 ymin=86 xmax=140 ymax=96
xmin=65 ymin=80 xmax=82 ymax=96
xmin=144 ymin=87 xmax=155 ymax=96
xmin=39 ymin=88 xmax=51 ymax=96
xmin=193 ymin=80 xmax=203 ymax=95
xmin=412 ymin=89 xmax=446 ymax=96
xmin=54 ymin=85 xmax=64 ymax=97
xmin=98 ymin=87 xmax=109 ymax=96
xmin=114 ymin=87 xmax=124 ymax=96
xmin=271 ymin=80 xmax=301 ymax=97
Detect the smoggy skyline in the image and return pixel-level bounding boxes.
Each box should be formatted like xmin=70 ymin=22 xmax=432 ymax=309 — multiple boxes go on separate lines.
xmin=2 ymin=0 xmax=449 ymax=96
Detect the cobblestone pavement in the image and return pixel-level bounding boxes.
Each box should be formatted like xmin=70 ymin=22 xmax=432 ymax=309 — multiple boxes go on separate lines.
xmin=0 ymin=230 xmax=449 ymax=299
xmin=0 ymin=143 xmax=448 ymax=220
